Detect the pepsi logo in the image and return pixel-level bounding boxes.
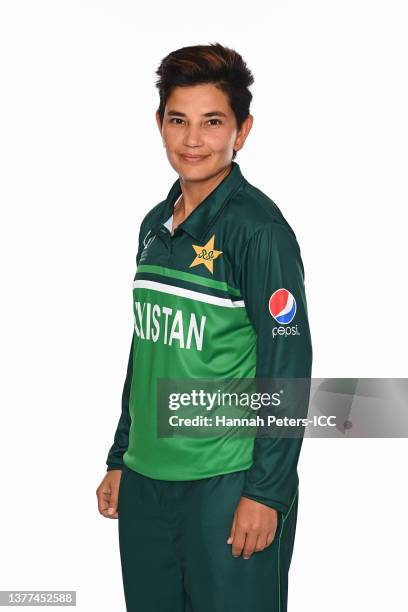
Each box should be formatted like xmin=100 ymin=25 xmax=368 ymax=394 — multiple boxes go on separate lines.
xmin=269 ymin=288 xmax=297 ymax=324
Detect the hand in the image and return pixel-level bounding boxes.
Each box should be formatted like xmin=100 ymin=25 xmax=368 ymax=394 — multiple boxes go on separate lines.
xmin=227 ymin=496 xmax=279 ymax=559
xmin=96 ymin=469 xmax=122 ymax=519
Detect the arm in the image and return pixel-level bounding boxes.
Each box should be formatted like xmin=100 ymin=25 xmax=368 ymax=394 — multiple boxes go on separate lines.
xmin=105 ymin=332 xmax=134 ymax=471
xmin=105 ymin=220 xmax=147 ymax=471
xmin=239 ymin=221 xmax=313 ymax=515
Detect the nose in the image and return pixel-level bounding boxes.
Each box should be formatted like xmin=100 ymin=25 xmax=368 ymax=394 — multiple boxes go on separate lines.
xmin=183 ymin=124 xmax=204 ymax=148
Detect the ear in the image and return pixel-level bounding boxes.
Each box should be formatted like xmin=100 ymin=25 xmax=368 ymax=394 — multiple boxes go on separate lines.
xmin=234 ymin=114 xmax=254 ymax=153
xmin=155 ymin=110 xmax=162 ymax=134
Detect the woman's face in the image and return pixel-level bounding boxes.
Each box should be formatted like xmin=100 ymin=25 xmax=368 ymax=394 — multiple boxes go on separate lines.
xmin=156 ymin=83 xmax=252 ymax=181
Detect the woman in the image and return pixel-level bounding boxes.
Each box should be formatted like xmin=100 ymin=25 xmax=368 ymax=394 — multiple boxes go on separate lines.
xmin=96 ymin=42 xmax=312 ymax=612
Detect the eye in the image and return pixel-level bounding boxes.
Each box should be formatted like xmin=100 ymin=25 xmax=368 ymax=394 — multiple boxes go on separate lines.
xmin=169 ymin=117 xmax=185 ymax=125
xmin=207 ymin=118 xmax=222 ymax=126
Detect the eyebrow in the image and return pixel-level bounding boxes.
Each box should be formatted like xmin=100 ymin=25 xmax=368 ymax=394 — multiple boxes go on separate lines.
xmin=167 ymin=110 xmax=227 ymax=118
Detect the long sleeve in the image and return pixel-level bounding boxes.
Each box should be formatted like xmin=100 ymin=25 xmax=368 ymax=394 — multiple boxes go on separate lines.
xmin=239 ymin=221 xmax=313 ymax=515
xmin=105 ymin=332 xmax=135 ymax=471
xmin=105 ymin=220 xmax=147 ymax=472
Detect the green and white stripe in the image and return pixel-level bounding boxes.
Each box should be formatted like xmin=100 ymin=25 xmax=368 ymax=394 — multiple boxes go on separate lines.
xmin=136 ymin=264 xmax=242 ymax=295
xmin=133 ymin=279 xmax=245 ymax=308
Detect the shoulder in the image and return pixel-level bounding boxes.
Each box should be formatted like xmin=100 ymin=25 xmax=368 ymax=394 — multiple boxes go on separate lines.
xmin=141 ymin=199 xmax=166 ymax=227
xmin=137 ymin=199 xmax=167 ymax=240
xmin=223 ymin=177 xmax=301 ymax=266
xmin=220 ymin=175 xmax=304 ymax=288
xmin=228 ymin=177 xmax=298 ymax=244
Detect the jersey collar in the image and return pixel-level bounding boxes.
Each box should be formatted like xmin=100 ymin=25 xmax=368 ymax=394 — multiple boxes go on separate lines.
xmin=159 ymin=161 xmax=246 ymax=242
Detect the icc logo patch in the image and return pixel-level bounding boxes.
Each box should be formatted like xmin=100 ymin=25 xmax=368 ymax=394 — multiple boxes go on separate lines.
xmin=268 ymin=288 xmax=297 ymax=324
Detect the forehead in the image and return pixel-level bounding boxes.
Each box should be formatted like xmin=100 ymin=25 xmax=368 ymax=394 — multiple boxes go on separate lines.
xmin=165 ymin=83 xmax=232 ymax=114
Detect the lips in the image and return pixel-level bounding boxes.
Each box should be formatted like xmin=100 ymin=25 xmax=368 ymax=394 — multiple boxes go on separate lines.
xmin=180 ymin=154 xmax=208 ymax=162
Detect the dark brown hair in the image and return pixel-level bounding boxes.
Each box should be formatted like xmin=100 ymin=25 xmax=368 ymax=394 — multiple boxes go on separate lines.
xmin=155 ymin=42 xmax=254 ymax=160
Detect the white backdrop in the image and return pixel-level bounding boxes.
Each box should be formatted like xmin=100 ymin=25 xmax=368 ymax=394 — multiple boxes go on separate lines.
xmin=0 ymin=1 xmax=407 ymax=610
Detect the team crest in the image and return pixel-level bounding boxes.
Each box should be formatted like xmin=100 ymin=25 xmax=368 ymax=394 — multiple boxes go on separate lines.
xmin=189 ymin=234 xmax=222 ymax=274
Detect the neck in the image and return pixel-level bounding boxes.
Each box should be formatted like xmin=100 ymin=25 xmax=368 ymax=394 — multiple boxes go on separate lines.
xmin=177 ymin=163 xmax=232 ymax=215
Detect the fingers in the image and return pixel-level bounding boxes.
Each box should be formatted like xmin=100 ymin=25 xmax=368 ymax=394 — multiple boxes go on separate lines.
xmin=230 ymin=528 xmax=276 ymax=558
xmin=241 ymin=530 xmax=258 ymax=559
xmin=107 ymin=486 xmax=119 ymax=516
xmin=228 ymin=519 xmax=277 ymax=559
xmin=97 ymin=487 xmax=118 ymax=519
xmin=265 ymin=530 xmax=276 ymax=547
xmin=96 ymin=472 xmax=121 ymax=520
xmin=255 ymin=531 xmax=275 ymax=551
xmin=231 ymin=523 xmax=247 ymax=558
xmin=226 ymin=511 xmax=236 ymax=545
xmin=105 ymin=508 xmax=118 ymax=519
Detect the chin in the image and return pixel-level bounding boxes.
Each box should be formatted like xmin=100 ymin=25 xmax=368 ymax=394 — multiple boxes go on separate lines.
xmin=172 ymin=156 xmax=210 ymax=177
xmin=179 ymin=169 xmax=210 ymax=183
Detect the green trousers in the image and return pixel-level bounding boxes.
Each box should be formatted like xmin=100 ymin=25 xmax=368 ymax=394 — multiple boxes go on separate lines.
xmin=118 ymin=464 xmax=298 ymax=612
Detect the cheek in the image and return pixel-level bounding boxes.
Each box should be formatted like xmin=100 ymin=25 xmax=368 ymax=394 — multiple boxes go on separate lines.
xmin=162 ymin=126 xmax=182 ymax=146
xmin=207 ymin=129 xmax=235 ymax=151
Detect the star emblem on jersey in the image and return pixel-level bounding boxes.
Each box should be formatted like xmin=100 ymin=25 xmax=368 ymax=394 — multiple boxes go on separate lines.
xmin=189 ymin=235 xmax=223 ymax=274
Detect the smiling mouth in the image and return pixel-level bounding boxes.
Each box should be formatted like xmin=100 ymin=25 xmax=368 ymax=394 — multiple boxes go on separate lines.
xmin=179 ymin=154 xmax=208 ymax=162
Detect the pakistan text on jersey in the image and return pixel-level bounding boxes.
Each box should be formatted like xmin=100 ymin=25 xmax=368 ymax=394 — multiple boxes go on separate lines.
xmin=133 ymin=301 xmax=207 ymax=351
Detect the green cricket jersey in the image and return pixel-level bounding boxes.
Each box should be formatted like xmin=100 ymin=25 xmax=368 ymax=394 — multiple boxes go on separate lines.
xmin=106 ymin=161 xmax=312 ymax=515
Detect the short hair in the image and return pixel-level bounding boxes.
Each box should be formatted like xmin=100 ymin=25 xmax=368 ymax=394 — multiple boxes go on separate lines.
xmin=155 ymin=42 xmax=254 ymax=160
